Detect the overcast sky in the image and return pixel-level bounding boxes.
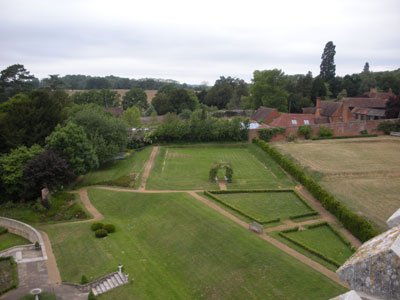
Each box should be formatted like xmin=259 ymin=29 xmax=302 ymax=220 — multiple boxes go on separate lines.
xmin=0 ymin=0 xmax=399 ymax=85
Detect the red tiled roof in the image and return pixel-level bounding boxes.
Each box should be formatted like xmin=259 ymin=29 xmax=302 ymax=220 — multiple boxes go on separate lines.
xmin=351 ymin=107 xmax=386 ymax=117
xmin=269 ymin=114 xmax=314 ymax=127
xmin=251 ymin=106 xmax=278 ymax=122
xmin=341 ymin=97 xmax=386 ymax=109
xmin=320 ymin=101 xmax=341 ymax=117
xmin=302 ymin=107 xmax=316 ymax=114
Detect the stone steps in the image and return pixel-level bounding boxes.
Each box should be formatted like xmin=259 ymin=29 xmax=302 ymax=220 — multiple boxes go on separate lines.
xmin=91 ymin=272 xmax=128 ymax=296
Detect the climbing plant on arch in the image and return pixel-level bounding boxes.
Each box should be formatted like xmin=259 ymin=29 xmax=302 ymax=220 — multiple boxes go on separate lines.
xmin=209 ymin=162 xmax=233 ymax=183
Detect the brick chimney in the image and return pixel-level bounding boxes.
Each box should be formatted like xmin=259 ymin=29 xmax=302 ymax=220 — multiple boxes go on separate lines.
xmin=315 ymin=98 xmax=321 ymax=118
xmin=342 ymin=101 xmax=349 ymax=123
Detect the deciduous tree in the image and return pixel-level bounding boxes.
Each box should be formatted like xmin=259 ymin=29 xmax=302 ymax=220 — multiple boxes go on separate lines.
xmin=122 ymin=106 xmax=142 ymax=127
xmin=122 ymin=88 xmax=148 ymax=111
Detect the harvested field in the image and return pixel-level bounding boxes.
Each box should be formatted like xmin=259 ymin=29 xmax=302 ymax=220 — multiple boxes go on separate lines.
xmin=274 ymin=136 xmax=400 ymax=231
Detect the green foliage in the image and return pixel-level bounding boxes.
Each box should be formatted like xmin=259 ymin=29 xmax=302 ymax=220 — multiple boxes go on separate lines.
xmin=69 ymin=105 xmax=128 ymax=165
xmin=203 ymin=76 xmax=248 ymax=109
xmin=103 ymin=224 xmax=116 ymax=233
xmin=311 ymin=134 xmax=378 ymax=140
xmin=258 ymin=127 xmax=286 ymax=142
xmin=320 ymin=41 xmax=336 ymax=83
xmin=209 ymin=162 xmax=233 ymax=182
xmin=384 ymin=94 xmax=400 ymax=119
xmin=122 ymin=106 xmax=142 ymax=127
xmin=122 ymin=88 xmax=148 ymax=111
xmin=253 ymin=138 xmax=378 ymax=242
xmin=286 ymin=133 xmax=297 ymax=142
xmin=0 ymin=64 xmax=36 ymax=103
xmin=0 ymin=144 xmax=44 ymax=200
xmin=45 ymin=122 xmax=99 ymax=175
xmin=91 ymin=222 xmax=104 ymax=231
xmin=317 ymin=125 xmax=333 ymax=137
xmin=151 ymin=116 xmax=248 ymax=143
xmin=248 ymin=69 xmax=289 ymax=111
xmin=0 ymin=90 xmax=66 ymax=152
xmin=377 ymin=119 xmax=400 ymax=134
xmin=95 ymin=229 xmax=108 ymax=238
xmin=298 ymin=125 xmax=313 ymax=139
xmin=151 ymin=87 xmax=199 ymax=115
xmin=72 ymin=89 xmax=120 ymax=107
xmin=81 ymin=275 xmax=88 ymax=284
xmin=88 ymin=290 xmax=96 ymax=300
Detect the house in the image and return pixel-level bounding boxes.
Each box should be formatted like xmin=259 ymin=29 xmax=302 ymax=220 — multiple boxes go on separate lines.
xmin=251 ymin=107 xmax=280 ymax=124
xmin=302 ymin=98 xmax=354 ymax=123
xmin=339 ymin=88 xmax=390 ymax=121
xmin=269 ymin=113 xmax=315 ymax=127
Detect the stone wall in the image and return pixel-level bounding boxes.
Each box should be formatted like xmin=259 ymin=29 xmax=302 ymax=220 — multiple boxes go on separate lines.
xmin=248 ymin=119 xmax=398 ymax=142
xmin=0 ymin=217 xmax=47 ymax=259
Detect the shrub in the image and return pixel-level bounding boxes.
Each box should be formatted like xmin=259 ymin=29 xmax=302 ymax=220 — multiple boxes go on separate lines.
xmin=311 ymin=134 xmax=378 ymax=140
xmin=81 ymin=275 xmax=88 ymax=284
xmin=91 ymin=222 xmax=104 ymax=231
xmin=103 ymin=224 xmax=116 ymax=233
xmin=286 ymin=133 xmax=297 ymax=142
xmin=360 ymin=129 xmax=368 ymax=135
xmin=317 ymin=125 xmax=333 ymax=137
xmin=88 ymin=290 xmax=96 ymax=300
xmin=298 ymin=125 xmax=313 ymax=139
xmin=258 ymin=127 xmax=286 ymax=142
xmin=95 ymin=229 xmax=108 ymax=238
xmin=377 ymin=119 xmax=400 ymax=134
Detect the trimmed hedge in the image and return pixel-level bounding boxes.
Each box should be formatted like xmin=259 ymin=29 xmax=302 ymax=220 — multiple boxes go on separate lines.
xmin=252 ymin=138 xmax=378 ymax=242
xmin=104 ymin=224 xmax=116 ymax=233
xmin=289 ymin=211 xmax=318 ymax=220
xmin=91 ymin=222 xmax=104 ymax=231
xmin=306 ymin=222 xmax=355 ymax=250
xmin=0 ymin=256 xmax=18 ymax=296
xmin=204 ymin=191 xmax=280 ymax=224
xmin=95 ymin=229 xmax=108 ymax=238
xmin=208 ymin=188 xmax=294 ymax=194
xmin=311 ymin=134 xmax=378 ymax=140
xmin=281 ymin=226 xmax=299 ymax=233
xmin=278 ymin=231 xmax=341 ymax=268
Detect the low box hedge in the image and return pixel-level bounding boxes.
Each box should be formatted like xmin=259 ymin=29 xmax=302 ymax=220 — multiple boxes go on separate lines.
xmin=253 ymin=137 xmax=378 ymax=242
xmin=310 ymin=134 xmax=378 ymax=140
xmin=278 ymin=231 xmax=341 ymax=268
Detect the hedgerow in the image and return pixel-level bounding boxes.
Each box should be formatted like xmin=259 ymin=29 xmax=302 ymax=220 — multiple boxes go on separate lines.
xmin=252 ymin=137 xmax=378 ymax=242
xmin=310 ymin=134 xmax=378 ymax=140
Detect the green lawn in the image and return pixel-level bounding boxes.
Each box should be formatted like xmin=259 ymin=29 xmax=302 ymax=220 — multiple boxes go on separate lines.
xmin=146 ymin=144 xmax=294 ymax=190
xmin=0 ymin=232 xmax=30 ymax=251
xmin=44 ymin=189 xmax=346 ymax=299
xmin=269 ymin=224 xmax=354 ymax=271
xmin=77 ymin=147 xmax=153 ymax=188
xmin=215 ymin=191 xmax=315 ymax=222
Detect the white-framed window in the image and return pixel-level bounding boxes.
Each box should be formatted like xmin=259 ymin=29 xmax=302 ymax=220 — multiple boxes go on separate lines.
xmin=304 ymin=120 xmax=309 ymax=125
xmin=291 ymin=120 xmax=297 ymax=125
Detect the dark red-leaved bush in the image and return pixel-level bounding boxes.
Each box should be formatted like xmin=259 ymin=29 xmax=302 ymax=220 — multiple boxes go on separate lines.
xmin=22 ymin=150 xmax=74 ymax=201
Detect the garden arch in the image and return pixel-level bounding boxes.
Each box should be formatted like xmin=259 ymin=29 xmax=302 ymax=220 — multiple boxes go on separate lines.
xmin=209 ymin=162 xmax=233 ymax=183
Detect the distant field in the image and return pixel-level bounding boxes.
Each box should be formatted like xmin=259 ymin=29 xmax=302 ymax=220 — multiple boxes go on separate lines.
xmin=274 ymin=137 xmax=400 ymax=230
xmin=146 ymin=144 xmax=294 ymax=190
xmin=44 ymin=189 xmax=346 ymax=299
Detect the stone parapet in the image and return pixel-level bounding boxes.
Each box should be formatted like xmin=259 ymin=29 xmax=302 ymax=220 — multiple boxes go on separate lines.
xmin=0 ymin=217 xmax=47 ymax=260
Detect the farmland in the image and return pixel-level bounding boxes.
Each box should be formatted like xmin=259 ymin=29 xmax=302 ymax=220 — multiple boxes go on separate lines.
xmin=273 ymin=136 xmax=400 ymax=230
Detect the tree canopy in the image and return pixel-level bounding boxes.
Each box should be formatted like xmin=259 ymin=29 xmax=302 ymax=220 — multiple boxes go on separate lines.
xmin=320 ymin=41 xmax=336 ymax=83
xmin=247 ymin=69 xmax=289 ymax=112
xmin=122 ymin=88 xmax=148 ymax=111
xmin=151 ymin=86 xmax=199 ymax=115
xmin=0 ymin=64 xmax=36 ymax=102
